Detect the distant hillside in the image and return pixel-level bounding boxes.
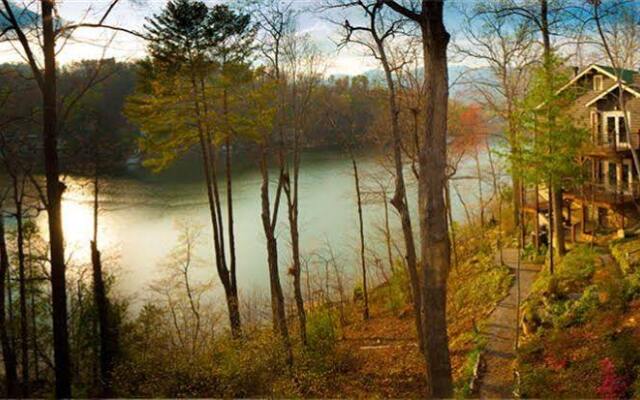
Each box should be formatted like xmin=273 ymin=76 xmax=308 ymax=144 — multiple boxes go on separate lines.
xmin=327 ymin=64 xmax=495 ymax=100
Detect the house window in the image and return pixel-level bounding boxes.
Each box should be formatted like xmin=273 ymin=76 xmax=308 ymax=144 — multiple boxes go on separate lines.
xmin=608 ymin=161 xmax=618 ymax=187
xmin=598 ymin=160 xmax=606 ymax=184
xmin=625 ymin=159 xmax=637 ymax=192
xmin=607 ymin=116 xmax=616 ymax=143
xmin=619 ymin=116 xmax=627 ymax=144
xmin=604 ymin=111 xmax=630 ymax=147
xmin=623 ymin=162 xmax=630 ymax=191
xmin=594 ymin=75 xmax=603 ymax=91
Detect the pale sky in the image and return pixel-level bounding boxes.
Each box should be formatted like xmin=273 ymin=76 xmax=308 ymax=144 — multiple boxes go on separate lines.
xmin=0 ymin=0 xmax=469 ymax=76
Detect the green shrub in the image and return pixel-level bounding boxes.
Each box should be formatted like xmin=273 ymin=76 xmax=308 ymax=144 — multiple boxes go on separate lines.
xmin=556 ymin=246 xmax=598 ymax=290
xmin=519 ymin=366 xmax=554 ymax=399
xmin=384 ymin=266 xmax=409 ymax=315
xmin=610 ymin=238 xmax=640 ymax=275
xmin=624 ymin=271 xmax=640 ymax=301
xmin=352 ymin=284 xmax=364 ymax=302
xmin=306 ymin=308 xmax=336 ymax=356
xmin=454 ymin=331 xmax=487 ymax=399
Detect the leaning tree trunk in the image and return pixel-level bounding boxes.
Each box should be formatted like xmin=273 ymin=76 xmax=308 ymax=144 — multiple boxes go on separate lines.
xmin=42 ymin=1 xmax=72 ymax=397
xmin=377 ymin=44 xmax=424 ymax=354
xmin=352 ymin=157 xmax=369 ymax=320
xmin=418 ymin=3 xmax=454 ymax=397
xmin=0 ymin=213 xmax=18 ymax=398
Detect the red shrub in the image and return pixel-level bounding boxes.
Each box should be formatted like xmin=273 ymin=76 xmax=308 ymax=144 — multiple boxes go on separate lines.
xmin=596 ymin=357 xmax=628 ymax=400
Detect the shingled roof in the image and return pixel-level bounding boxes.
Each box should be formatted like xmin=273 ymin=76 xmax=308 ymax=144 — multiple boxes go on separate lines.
xmin=596 ymin=65 xmax=638 ymax=85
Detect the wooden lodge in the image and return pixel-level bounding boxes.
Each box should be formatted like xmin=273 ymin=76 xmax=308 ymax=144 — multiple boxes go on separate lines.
xmin=525 ymin=64 xmax=640 ymax=241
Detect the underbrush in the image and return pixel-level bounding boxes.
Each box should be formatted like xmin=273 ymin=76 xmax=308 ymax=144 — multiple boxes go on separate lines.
xmin=111 ymin=307 xmax=354 ymax=398
xmin=108 ymin=220 xmax=515 ymax=398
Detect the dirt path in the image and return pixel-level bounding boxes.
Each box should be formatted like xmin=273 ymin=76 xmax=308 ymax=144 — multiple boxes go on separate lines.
xmin=478 ymin=249 xmax=540 ymax=399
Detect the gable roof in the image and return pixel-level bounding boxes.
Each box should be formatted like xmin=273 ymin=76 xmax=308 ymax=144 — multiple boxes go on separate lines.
xmin=584 ymin=82 xmax=640 ymax=107
xmin=557 ymin=64 xmax=639 ymax=95
xmin=597 ymin=65 xmax=637 ymax=85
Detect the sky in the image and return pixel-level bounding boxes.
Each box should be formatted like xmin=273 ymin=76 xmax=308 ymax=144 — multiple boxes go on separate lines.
xmin=0 ymin=0 xmax=469 ymax=76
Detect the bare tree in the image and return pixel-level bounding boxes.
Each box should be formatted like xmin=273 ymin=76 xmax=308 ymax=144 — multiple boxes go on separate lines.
xmin=282 ymin=32 xmax=323 ymax=345
xmin=0 ymin=1 xmax=135 ymax=394
xmin=331 ymin=0 xmax=423 ymax=341
xmin=251 ymin=0 xmax=295 ymax=362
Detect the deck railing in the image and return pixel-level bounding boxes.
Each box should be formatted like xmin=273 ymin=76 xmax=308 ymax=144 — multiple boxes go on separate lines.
xmin=575 ymin=181 xmax=640 ymax=204
xmin=591 ymin=130 xmax=640 ymax=151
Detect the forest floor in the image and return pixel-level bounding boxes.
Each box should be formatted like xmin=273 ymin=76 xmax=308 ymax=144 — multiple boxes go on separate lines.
xmin=328 ymin=234 xmax=514 ymax=398
xmin=331 ymin=296 xmax=428 ymax=398
xmin=478 ymin=249 xmax=540 ymax=398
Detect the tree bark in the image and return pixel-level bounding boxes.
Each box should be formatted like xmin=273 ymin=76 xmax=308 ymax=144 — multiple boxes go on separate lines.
xmin=418 ymin=3 xmax=453 ymax=397
xmin=383 ymin=2 xmax=454 ymax=395
xmin=42 ymin=1 xmax=72 ymax=396
xmin=0 ymin=212 xmax=18 ymax=398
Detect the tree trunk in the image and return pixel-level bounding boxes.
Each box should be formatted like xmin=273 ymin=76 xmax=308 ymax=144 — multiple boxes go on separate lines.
xmin=551 ymin=186 xmax=566 ymax=256
xmin=474 ymin=152 xmax=486 ymax=229
xmin=382 ymin=192 xmax=394 ymax=273
xmin=285 ymin=129 xmax=307 ymax=345
xmin=224 ymin=135 xmax=241 ymax=337
xmin=42 ymin=1 xmax=72 ymax=396
xmin=91 ymin=172 xmax=114 ymax=397
xmin=190 ymin=72 xmax=241 ymax=339
xmin=381 ymin=60 xmax=423 ymax=353
xmin=289 ymin=203 xmax=306 ymax=345
xmin=0 ymin=213 xmax=18 ymax=398
xmin=29 ymin=251 xmax=39 ymax=383
xmin=540 ymin=0 xmax=566 ymax=259
xmin=259 ymin=144 xmax=292 ymax=364
xmin=352 ymin=158 xmax=369 ymax=320
xmin=513 ymin=175 xmax=523 ymax=227
xmin=11 ymin=175 xmax=29 ymax=396
xmin=418 ymin=3 xmax=453 ymax=396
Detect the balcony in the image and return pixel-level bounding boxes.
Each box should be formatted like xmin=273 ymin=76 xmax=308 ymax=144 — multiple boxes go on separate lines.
xmin=565 ymin=181 xmax=640 ymax=206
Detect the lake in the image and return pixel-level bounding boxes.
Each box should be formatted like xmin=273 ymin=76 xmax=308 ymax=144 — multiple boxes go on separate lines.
xmin=35 ymin=149 xmax=487 ymax=308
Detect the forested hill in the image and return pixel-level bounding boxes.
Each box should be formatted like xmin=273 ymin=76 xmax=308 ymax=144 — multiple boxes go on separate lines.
xmin=0 ymin=61 xmax=388 ymax=174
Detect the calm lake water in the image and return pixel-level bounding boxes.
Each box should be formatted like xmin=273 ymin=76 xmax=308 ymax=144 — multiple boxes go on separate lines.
xmin=34 ymin=149 xmax=485 ymax=308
